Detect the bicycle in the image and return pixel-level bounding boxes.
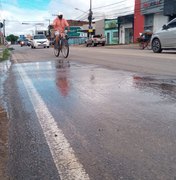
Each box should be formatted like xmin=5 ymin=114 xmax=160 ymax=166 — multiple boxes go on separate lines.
xmin=53 ymin=31 xmax=69 ymax=58
xmin=137 ymin=32 xmax=152 ymax=50
xmin=139 ymin=39 xmax=151 ymax=50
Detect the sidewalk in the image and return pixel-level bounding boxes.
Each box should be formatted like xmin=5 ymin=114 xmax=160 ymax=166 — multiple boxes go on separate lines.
xmin=104 ymin=43 xmax=139 ymax=49
xmin=76 ymin=43 xmax=140 ymax=49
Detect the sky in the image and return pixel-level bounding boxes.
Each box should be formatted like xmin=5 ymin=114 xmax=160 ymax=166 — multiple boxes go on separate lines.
xmin=0 ymin=0 xmax=134 ymax=36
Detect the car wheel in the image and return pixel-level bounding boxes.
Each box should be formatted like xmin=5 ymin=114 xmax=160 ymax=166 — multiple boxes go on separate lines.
xmin=47 ymin=46 xmax=49 ymax=48
xmin=152 ymin=38 xmax=162 ymax=53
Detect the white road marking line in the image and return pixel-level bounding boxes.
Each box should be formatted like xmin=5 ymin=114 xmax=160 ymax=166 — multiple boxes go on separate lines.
xmin=17 ymin=64 xmax=90 ymax=180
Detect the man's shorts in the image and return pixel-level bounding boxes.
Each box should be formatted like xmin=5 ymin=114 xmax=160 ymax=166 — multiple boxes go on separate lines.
xmin=55 ymin=31 xmax=60 ymax=36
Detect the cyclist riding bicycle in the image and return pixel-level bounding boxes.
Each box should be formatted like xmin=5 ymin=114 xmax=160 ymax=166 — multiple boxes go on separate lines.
xmin=137 ymin=29 xmax=153 ymax=49
xmin=141 ymin=32 xmax=152 ymax=42
xmin=52 ymin=12 xmax=70 ymax=48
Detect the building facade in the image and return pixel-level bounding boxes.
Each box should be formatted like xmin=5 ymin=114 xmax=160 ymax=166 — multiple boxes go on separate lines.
xmin=104 ymin=19 xmax=118 ymax=44
xmin=95 ymin=16 xmax=134 ymax=45
xmin=134 ymin=0 xmax=175 ymax=42
xmin=141 ymin=0 xmax=168 ymax=33
xmin=118 ymin=14 xmax=134 ymax=44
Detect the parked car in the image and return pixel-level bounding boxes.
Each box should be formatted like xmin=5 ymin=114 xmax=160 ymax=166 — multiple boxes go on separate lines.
xmin=30 ymin=34 xmax=50 ymax=49
xmin=151 ymin=18 xmax=176 ymax=53
xmin=85 ymin=34 xmax=106 ymax=47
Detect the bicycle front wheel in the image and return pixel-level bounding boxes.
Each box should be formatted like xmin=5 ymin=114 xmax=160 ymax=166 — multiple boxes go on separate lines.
xmin=146 ymin=42 xmax=152 ymax=50
xmin=61 ymin=40 xmax=69 ymax=58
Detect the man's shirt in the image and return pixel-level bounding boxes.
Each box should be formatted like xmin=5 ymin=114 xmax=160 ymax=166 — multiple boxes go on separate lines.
xmin=53 ymin=18 xmax=69 ymax=33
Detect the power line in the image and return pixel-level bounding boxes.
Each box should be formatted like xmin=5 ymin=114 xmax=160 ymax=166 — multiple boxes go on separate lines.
xmin=75 ymin=10 xmax=89 ymax=20
xmin=93 ymin=5 xmax=133 ymax=15
xmin=79 ymin=8 xmax=134 ymax=22
xmin=77 ymin=0 xmax=163 ymax=22
xmin=93 ymin=0 xmax=131 ymax=10
xmin=79 ymin=0 xmax=134 ymax=20
xmin=78 ymin=0 xmax=164 ymax=22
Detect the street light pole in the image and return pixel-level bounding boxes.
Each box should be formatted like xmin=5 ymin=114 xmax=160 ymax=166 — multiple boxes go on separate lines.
xmin=2 ymin=19 xmax=5 ymax=44
xmin=75 ymin=0 xmax=93 ymax=37
xmin=3 ymin=19 xmax=5 ymax=38
xmin=22 ymin=22 xmax=45 ymax=35
xmin=45 ymin=19 xmax=50 ymax=37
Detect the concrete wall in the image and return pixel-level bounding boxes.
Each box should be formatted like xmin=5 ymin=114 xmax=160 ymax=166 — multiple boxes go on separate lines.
xmin=95 ymin=20 xmax=105 ymax=35
xmin=153 ymin=14 xmax=168 ymax=32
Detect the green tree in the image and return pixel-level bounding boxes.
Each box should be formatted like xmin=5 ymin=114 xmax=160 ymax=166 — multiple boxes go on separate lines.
xmin=6 ymin=34 xmax=18 ymax=44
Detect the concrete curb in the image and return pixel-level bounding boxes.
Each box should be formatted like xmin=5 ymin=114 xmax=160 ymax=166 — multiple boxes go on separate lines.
xmin=104 ymin=44 xmax=139 ymax=49
xmin=73 ymin=43 xmax=140 ymax=49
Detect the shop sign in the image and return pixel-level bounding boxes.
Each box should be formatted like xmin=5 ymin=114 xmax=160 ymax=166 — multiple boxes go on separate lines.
xmin=88 ymin=29 xmax=93 ymax=33
xmin=141 ymin=0 xmax=164 ymax=14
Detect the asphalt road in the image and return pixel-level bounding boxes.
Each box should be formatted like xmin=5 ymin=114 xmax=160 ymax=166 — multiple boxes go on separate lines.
xmin=11 ymin=45 xmax=176 ymax=75
xmin=1 ymin=45 xmax=176 ymax=180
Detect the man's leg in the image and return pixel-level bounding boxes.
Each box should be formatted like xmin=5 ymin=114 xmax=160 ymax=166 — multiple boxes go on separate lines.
xmin=55 ymin=35 xmax=58 ymax=45
xmin=54 ymin=31 xmax=60 ymax=49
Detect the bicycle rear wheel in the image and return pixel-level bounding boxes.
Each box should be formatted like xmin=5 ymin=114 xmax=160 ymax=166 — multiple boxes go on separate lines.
xmin=139 ymin=42 xmax=145 ymax=49
xmin=61 ymin=39 xmax=69 ymax=58
xmin=54 ymin=46 xmax=60 ymax=57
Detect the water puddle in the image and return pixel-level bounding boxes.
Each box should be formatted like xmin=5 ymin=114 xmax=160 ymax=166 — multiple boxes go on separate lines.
xmin=133 ymin=75 xmax=176 ymax=100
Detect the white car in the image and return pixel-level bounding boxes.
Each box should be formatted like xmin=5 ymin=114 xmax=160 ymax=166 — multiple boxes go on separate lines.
xmin=31 ymin=34 xmax=50 ymax=49
xmin=151 ymin=18 xmax=176 ymax=53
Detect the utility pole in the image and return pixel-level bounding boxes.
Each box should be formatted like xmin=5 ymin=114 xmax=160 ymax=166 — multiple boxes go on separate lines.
xmin=88 ymin=0 xmax=93 ymax=37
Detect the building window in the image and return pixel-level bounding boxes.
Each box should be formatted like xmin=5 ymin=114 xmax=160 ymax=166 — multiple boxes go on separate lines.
xmin=144 ymin=14 xmax=154 ymax=31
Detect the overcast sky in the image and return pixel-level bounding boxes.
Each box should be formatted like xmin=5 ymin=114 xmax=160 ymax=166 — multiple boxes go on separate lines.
xmin=0 ymin=0 xmax=134 ymax=36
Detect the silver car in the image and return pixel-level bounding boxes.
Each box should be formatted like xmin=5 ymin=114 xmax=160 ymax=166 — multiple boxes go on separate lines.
xmin=151 ymin=18 xmax=176 ymax=53
xmin=30 ymin=34 xmax=50 ymax=49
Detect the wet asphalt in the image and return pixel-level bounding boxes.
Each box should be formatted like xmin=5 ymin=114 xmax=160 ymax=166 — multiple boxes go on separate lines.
xmin=1 ymin=46 xmax=176 ymax=179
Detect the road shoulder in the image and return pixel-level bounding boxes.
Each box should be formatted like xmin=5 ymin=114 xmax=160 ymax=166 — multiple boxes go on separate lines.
xmin=0 ymin=106 xmax=8 ymax=180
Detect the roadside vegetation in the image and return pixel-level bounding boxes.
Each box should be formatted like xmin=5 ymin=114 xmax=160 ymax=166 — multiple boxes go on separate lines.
xmin=0 ymin=46 xmax=12 ymax=62
xmin=0 ymin=33 xmax=17 ymax=62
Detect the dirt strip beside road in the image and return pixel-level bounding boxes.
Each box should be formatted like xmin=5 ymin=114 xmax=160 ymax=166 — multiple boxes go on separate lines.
xmin=0 ymin=106 xmax=9 ymax=180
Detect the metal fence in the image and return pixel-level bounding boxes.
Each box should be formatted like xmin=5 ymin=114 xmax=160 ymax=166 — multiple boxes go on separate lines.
xmin=68 ymin=37 xmax=87 ymax=45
